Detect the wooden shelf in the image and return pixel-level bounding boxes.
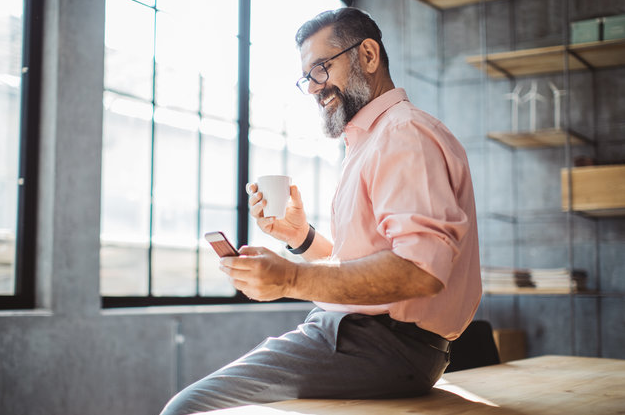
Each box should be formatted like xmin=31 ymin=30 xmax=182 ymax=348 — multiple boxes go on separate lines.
xmin=420 ymin=0 xmax=497 ymax=9
xmin=562 ymin=164 xmax=625 ymax=217
xmin=484 ymin=289 xmax=625 ymax=297
xmin=488 ymin=129 xmax=587 ymax=148
xmin=467 ymin=39 xmax=625 ymax=78
xmin=484 ymin=287 xmax=587 ymax=295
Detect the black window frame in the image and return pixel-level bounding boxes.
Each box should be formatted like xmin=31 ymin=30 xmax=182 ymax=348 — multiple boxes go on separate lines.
xmin=0 ymin=0 xmax=43 ymax=310
xmin=101 ymin=0 xmax=282 ymax=308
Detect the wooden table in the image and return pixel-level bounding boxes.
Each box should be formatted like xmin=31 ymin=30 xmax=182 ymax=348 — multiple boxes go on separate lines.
xmin=205 ymin=355 xmax=625 ymax=414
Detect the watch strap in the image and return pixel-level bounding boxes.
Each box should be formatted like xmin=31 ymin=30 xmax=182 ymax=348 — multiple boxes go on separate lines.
xmin=286 ymin=224 xmax=315 ymax=255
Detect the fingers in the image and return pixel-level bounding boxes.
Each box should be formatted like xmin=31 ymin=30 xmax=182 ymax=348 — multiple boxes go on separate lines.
xmin=238 ymin=246 xmax=265 ymax=256
xmin=245 ymin=182 xmax=257 ymax=195
xmin=219 ymin=246 xmax=266 ymax=270
xmin=219 ymin=256 xmax=251 ymax=271
xmin=219 ymin=247 xmax=264 ymax=294
xmin=248 ymin=187 xmax=266 ymax=218
xmin=250 ymin=197 xmax=266 ymax=219
xmin=248 ymin=189 xmax=262 ymax=207
xmin=219 ymin=246 xmax=290 ymax=302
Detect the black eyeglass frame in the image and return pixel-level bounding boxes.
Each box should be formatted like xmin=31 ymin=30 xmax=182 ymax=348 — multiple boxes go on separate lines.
xmin=296 ymin=40 xmax=363 ymax=94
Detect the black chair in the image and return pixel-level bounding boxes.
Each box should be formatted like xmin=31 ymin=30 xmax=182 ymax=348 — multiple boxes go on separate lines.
xmin=445 ymin=320 xmax=500 ymax=372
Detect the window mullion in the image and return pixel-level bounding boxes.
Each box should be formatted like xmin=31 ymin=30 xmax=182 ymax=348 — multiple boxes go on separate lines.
xmin=196 ymin=73 xmax=203 ymax=297
xmin=236 ymin=0 xmax=251 ymax=249
xmin=147 ymin=2 xmax=158 ymax=297
xmin=10 ymin=0 xmax=44 ymax=309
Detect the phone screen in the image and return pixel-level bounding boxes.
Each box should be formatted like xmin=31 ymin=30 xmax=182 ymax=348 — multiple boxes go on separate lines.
xmin=205 ymin=231 xmax=239 ymax=257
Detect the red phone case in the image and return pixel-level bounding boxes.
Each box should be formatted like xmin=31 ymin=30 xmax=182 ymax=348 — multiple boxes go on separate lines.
xmin=205 ymin=232 xmax=239 ymax=257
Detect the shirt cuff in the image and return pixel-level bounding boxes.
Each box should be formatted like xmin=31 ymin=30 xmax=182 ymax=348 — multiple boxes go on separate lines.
xmin=391 ymin=233 xmax=455 ymax=287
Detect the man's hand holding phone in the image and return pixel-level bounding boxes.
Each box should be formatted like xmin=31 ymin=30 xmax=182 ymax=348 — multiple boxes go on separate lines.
xmin=204 ymin=231 xmax=298 ymax=302
xmin=219 ymin=245 xmax=298 ymax=302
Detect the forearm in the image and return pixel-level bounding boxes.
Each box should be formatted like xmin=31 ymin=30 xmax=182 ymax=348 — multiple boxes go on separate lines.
xmin=287 ymin=250 xmax=443 ymax=304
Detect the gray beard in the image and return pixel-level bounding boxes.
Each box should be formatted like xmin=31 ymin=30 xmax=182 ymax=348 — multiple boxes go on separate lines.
xmin=320 ymin=64 xmax=372 ymax=138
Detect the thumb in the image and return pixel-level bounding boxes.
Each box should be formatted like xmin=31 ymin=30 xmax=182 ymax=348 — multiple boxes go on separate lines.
xmin=290 ymin=185 xmax=304 ymax=209
xmin=238 ymin=245 xmax=266 ymax=256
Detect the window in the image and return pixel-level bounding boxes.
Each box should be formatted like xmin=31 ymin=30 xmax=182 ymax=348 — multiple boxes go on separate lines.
xmin=0 ymin=0 xmax=42 ymax=310
xmin=248 ymin=0 xmax=344 ymax=253
xmin=101 ymin=0 xmax=343 ymax=307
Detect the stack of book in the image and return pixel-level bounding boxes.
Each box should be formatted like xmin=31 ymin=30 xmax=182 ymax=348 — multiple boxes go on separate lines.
xmin=481 ymin=267 xmax=533 ymax=293
xmin=481 ymin=266 xmax=587 ymax=294
xmin=531 ymin=268 xmax=587 ymax=293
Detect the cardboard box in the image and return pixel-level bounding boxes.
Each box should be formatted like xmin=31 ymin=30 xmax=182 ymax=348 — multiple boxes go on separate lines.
xmin=561 ymin=164 xmax=625 ymax=215
xmin=571 ymin=18 xmax=602 ymax=44
xmin=604 ymin=14 xmax=625 ymax=41
xmin=493 ymin=329 xmax=526 ymax=363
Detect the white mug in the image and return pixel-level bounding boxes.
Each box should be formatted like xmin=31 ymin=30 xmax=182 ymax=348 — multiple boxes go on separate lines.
xmin=246 ymin=175 xmax=292 ymax=219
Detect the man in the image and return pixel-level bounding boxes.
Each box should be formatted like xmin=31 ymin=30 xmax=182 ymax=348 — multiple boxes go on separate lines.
xmin=160 ymin=7 xmax=481 ymax=414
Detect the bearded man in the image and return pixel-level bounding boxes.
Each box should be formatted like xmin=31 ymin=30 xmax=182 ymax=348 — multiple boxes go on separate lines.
xmin=160 ymin=7 xmax=481 ymax=415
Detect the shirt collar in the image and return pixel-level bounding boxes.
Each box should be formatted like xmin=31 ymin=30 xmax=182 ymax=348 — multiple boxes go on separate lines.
xmin=348 ymin=88 xmax=409 ymax=132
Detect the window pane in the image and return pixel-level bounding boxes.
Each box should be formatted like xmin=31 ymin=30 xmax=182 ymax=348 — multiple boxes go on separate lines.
xmin=157 ymin=0 xmax=238 ymax=121
xmin=100 ymin=244 xmax=148 ymax=296
xmin=199 ymin=2 xmax=238 ymax=121
xmin=155 ymin=10 xmax=200 ymax=111
xmin=152 ymin=109 xmax=199 ymax=248
xmin=152 ymin=246 xmax=197 ymax=296
xmin=286 ymin=147 xmax=316 ymax=215
xmin=100 ymin=92 xmax=152 ymax=296
xmin=104 ymin=0 xmax=154 ymax=100
xmin=152 ymin=108 xmax=199 ymax=295
xmin=201 ymin=119 xmax=237 ymax=209
xmin=0 ymin=0 xmax=22 ymax=295
xmin=249 ymin=128 xmax=285 ymax=180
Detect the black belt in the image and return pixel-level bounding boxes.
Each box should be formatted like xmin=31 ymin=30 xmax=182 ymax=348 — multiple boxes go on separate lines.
xmin=372 ymin=314 xmax=451 ymax=354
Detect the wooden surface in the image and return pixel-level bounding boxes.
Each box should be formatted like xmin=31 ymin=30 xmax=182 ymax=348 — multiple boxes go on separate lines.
xmin=207 ymin=355 xmax=625 ymax=414
xmin=570 ymin=39 xmax=625 ymax=69
xmin=562 ymin=164 xmax=625 ymax=216
xmin=421 ymin=0 xmax=497 ymax=9
xmin=487 ymin=129 xmax=585 ymax=148
xmin=466 ymin=39 xmax=625 ymax=78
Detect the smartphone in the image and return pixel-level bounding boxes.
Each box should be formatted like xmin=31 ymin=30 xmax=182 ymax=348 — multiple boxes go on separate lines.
xmin=204 ymin=231 xmax=240 ymax=257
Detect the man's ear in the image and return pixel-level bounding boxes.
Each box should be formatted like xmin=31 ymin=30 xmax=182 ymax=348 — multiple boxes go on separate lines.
xmin=360 ymin=38 xmax=381 ymax=74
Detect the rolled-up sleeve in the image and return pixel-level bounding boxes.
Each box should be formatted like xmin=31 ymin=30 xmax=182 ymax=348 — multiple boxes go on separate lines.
xmin=367 ymin=121 xmax=470 ymax=286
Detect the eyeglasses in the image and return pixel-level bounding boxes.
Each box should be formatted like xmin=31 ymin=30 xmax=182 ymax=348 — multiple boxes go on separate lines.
xmin=296 ymin=40 xmax=363 ymax=94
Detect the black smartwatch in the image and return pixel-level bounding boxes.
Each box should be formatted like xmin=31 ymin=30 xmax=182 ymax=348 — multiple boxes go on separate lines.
xmin=286 ymin=224 xmax=315 ymax=254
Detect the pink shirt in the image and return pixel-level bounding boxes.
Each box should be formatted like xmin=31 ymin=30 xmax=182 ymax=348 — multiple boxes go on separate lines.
xmin=316 ymin=88 xmax=482 ymax=341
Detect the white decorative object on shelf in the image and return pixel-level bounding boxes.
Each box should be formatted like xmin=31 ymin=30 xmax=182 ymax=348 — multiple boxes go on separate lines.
xmin=548 ymin=81 xmax=567 ymax=130
xmin=504 ymin=83 xmax=524 ymax=133
xmin=521 ymin=80 xmax=547 ymax=132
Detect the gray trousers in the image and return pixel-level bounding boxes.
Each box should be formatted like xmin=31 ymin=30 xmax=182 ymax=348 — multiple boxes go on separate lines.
xmin=160 ymin=308 xmax=450 ymax=414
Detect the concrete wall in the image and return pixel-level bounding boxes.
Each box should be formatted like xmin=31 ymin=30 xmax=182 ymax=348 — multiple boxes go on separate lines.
xmin=358 ymin=0 xmax=625 ymax=359
xmin=0 ymin=2 xmax=312 ymax=415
